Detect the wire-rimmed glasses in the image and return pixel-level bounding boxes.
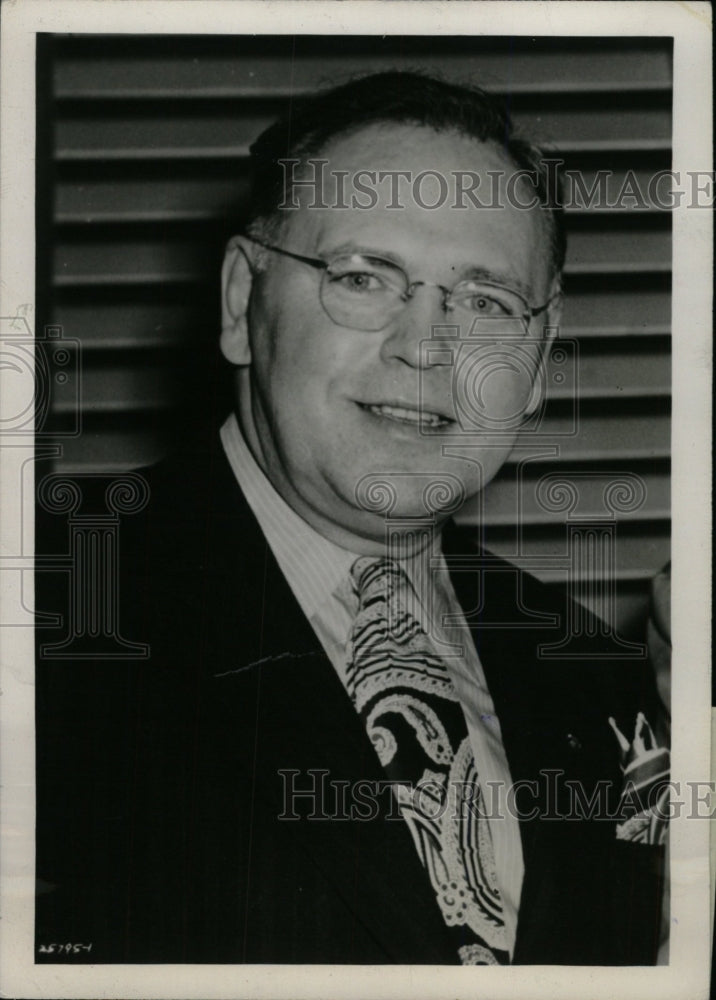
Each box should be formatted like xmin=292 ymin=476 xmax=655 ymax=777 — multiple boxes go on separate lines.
xmin=245 ymin=235 xmax=558 ymax=336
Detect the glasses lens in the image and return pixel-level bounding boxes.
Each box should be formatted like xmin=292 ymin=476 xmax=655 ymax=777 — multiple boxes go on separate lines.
xmin=321 ymin=254 xmax=407 ymax=331
xmin=449 ymin=281 xmax=528 ymax=323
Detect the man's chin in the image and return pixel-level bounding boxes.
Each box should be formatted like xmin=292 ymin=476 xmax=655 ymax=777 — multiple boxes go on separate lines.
xmin=350 ymin=472 xmax=478 ymax=523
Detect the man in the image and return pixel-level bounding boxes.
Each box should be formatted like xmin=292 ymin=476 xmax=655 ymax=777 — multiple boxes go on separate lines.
xmin=35 ymin=72 xmax=667 ymax=966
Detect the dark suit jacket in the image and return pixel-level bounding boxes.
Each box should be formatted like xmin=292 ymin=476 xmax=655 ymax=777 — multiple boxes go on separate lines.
xmin=35 ymin=426 xmax=665 ymax=965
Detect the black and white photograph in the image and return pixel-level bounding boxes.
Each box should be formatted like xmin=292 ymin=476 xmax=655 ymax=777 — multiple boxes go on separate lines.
xmin=0 ymin=2 xmax=712 ymax=998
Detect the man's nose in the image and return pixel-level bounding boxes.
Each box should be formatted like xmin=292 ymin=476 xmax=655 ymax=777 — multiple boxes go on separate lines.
xmin=378 ymin=285 xmax=452 ymax=368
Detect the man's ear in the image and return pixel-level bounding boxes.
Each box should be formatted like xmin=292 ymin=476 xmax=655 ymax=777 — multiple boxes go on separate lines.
xmin=524 ymin=276 xmax=563 ymax=417
xmin=220 ymin=235 xmax=257 ymax=366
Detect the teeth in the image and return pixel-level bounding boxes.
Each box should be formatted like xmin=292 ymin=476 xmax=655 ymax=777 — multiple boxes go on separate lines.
xmin=367 ymin=404 xmax=448 ymax=427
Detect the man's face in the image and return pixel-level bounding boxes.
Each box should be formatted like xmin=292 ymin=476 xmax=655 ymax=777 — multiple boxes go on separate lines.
xmin=222 ymin=124 xmax=560 ymax=550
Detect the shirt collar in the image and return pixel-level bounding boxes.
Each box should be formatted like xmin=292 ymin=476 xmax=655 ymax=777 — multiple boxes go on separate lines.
xmin=221 ymin=413 xmax=356 ymax=619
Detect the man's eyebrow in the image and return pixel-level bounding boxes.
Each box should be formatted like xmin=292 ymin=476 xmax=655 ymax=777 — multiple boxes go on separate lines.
xmin=318 ymin=242 xmax=407 ymax=266
xmin=458 ymin=265 xmax=532 ymax=298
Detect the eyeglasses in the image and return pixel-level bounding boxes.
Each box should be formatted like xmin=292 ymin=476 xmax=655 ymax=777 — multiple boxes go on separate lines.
xmin=245 ymin=235 xmax=558 ymax=335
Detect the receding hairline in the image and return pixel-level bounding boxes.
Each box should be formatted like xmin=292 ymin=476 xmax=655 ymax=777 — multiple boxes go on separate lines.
xmin=245 ymin=70 xmax=567 ymax=278
xmin=247 ymin=120 xmax=561 ymax=282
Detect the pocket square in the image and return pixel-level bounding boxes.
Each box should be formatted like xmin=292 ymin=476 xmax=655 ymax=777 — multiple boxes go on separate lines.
xmin=609 ymin=712 xmax=670 ymax=845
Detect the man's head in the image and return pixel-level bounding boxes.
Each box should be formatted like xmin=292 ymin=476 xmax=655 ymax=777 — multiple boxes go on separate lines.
xmin=221 ymin=71 xmax=565 ymax=552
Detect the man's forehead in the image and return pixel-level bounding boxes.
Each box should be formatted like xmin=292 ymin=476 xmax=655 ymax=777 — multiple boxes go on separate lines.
xmin=328 ymin=121 xmax=504 ymax=161
xmin=285 ymin=120 xmax=547 ymax=217
xmin=279 ymin=122 xmax=553 ymax=291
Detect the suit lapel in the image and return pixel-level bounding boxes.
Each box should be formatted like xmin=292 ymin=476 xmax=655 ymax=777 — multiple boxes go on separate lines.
xmin=202 ymin=456 xmax=457 ymax=962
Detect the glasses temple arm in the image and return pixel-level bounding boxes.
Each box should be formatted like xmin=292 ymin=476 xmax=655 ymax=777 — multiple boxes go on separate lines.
xmin=244 ymin=235 xmax=328 ymax=272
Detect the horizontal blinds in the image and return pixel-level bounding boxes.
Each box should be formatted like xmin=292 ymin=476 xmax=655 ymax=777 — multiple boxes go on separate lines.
xmin=38 ymin=34 xmax=671 ymax=636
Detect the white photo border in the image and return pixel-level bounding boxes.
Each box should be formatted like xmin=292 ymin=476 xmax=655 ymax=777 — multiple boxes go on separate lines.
xmin=0 ymin=2 xmax=712 ymax=998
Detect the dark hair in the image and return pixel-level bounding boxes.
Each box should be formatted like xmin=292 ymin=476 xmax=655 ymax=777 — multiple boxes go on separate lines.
xmin=246 ymin=70 xmax=566 ymax=276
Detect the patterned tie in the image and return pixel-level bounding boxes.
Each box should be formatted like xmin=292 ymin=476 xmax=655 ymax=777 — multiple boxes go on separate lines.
xmin=347 ymin=556 xmax=509 ymax=965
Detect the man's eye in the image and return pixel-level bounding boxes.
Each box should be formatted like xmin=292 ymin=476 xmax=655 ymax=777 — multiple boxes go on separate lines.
xmin=466 ymin=294 xmax=512 ymax=316
xmin=332 ymin=271 xmax=385 ymax=294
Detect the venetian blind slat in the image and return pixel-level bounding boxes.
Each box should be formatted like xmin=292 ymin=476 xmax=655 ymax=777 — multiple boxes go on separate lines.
xmin=53 ymin=36 xmax=672 ymax=95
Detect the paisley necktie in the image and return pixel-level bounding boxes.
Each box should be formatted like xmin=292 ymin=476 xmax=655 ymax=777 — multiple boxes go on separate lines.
xmin=347 ymin=556 xmax=509 ymax=965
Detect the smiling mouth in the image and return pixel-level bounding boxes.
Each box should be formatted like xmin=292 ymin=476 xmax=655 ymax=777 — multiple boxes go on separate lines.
xmin=359 ymin=402 xmax=453 ymax=429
